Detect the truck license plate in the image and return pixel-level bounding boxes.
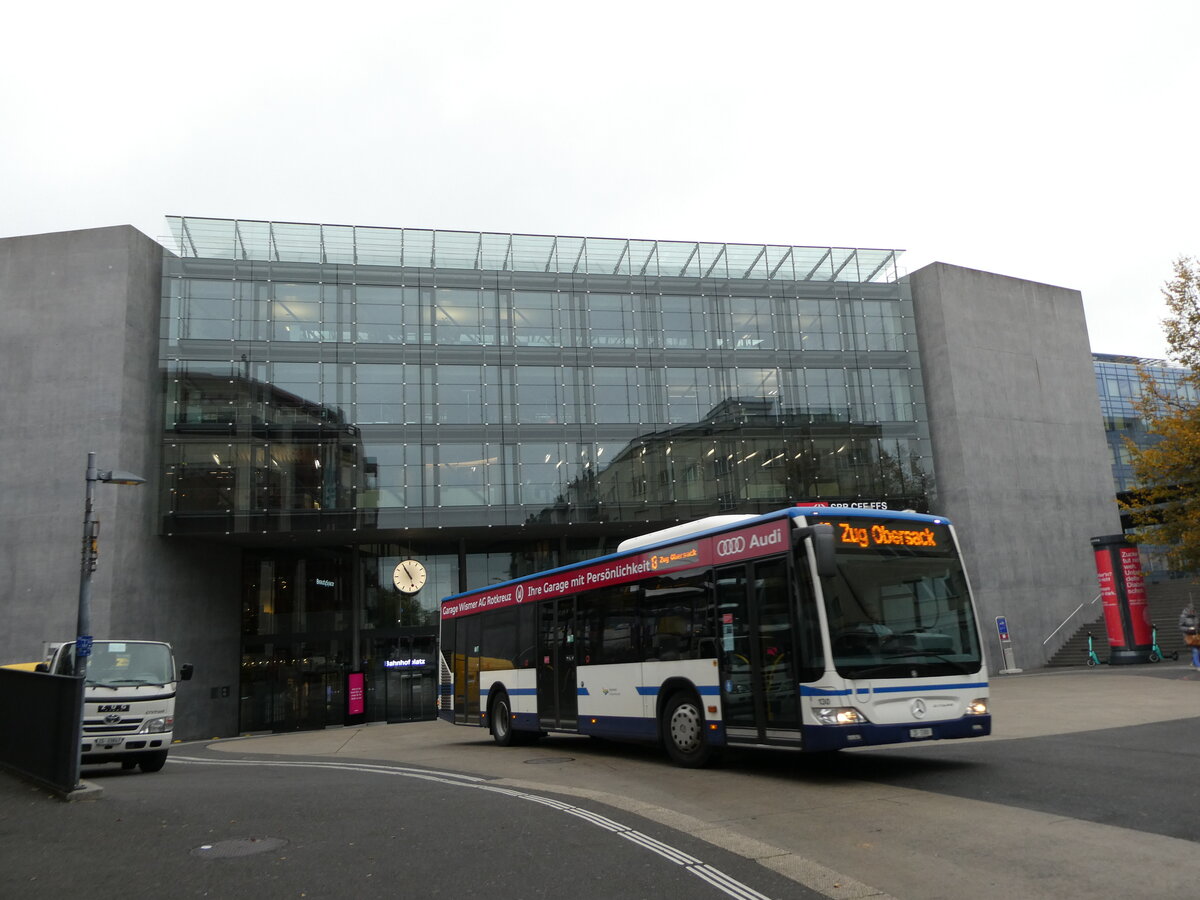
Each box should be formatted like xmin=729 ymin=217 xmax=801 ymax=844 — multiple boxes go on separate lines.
xmin=909 ymin=727 xmax=933 ymax=739
xmin=95 ymin=737 xmax=123 ymax=747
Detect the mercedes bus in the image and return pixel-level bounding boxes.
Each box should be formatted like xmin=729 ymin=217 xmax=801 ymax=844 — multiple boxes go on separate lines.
xmin=439 ymin=506 xmax=990 ymax=766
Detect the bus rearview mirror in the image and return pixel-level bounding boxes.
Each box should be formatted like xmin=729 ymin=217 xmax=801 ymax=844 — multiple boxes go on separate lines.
xmin=811 ymin=524 xmax=837 ymax=579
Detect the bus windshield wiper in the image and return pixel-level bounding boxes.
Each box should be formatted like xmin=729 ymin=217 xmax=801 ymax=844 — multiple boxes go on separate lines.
xmin=919 ymin=653 xmax=976 ymax=674
xmin=841 ymin=660 xmax=910 ymax=679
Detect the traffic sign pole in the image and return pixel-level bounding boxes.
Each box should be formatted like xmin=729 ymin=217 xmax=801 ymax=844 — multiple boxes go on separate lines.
xmin=995 ymin=615 xmax=1023 ymax=675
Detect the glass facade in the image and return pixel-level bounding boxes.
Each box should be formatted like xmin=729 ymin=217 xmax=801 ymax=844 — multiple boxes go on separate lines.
xmin=162 ymin=218 xmax=933 ymax=534
xmin=159 ymin=216 xmax=936 ymax=731
xmin=1094 ymin=353 xmax=1197 ymax=495
xmin=1094 ymin=352 xmax=1198 ymax=580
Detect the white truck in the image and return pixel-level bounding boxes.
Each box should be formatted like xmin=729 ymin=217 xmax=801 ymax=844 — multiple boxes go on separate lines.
xmin=37 ymin=640 xmax=193 ymax=773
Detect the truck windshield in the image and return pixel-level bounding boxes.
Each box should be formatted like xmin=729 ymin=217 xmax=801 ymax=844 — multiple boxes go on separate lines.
xmin=822 ymin=552 xmax=982 ymax=678
xmin=61 ymin=642 xmax=175 ymax=686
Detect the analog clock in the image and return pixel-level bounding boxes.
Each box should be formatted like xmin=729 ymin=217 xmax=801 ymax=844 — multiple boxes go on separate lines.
xmin=393 ymin=559 xmax=427 ymax=594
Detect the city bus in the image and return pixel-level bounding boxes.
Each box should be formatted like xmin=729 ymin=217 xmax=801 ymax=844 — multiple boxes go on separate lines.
xmin=438 ymin=506 xmax=990 ymax=766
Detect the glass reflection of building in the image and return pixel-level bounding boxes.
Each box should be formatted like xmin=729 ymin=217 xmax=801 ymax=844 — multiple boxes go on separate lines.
xmin=1093 ymin=352 xmax=1198 ymax=579
xmin=1093 ymin=353 xmax=1198 ymax=496
xmin=162 ymin=216 xmax=936 ymax=732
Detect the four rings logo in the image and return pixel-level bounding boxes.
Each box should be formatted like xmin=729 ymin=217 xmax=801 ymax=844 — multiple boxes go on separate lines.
xmin=716 ymin=536 xmax=746 ymax=557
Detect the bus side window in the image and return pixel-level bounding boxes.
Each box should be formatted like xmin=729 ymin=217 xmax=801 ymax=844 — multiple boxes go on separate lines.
xmin=793 ymin=555 xmax=825 ymax=682
xmin=580 ymin=584 xmax=638 ymax=665
xmin=479 ymin=607 xmax=518 ymax=672
xmin=642 ymin=570 xmax=712 ymax=661
xmin=516 ymin=603 xmax=536 ymax=667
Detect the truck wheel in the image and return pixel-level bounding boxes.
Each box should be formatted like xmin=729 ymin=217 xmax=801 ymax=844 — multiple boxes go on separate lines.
xmin=139 ymin=751 xmax=168 ymax=773
xmin=662 ymin=691 xmax=713 ymax=768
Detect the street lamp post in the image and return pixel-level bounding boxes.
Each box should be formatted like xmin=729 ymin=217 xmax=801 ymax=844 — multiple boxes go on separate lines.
xmin=74 ymin=451 xmax=147 ymax=678
xmin=71 ymin=451 xmax=145 ymax=791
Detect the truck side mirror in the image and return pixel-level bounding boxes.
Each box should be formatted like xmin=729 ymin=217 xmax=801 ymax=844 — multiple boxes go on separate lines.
xmin=35 ymin=662 xmax=49 ymax=673
xmin=180 ymin=663 xmax=194 ymax=681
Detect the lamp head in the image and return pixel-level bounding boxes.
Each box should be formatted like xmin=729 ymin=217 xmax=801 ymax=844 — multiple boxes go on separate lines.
xmin=98 ymin=470 xmax=146 ymax=486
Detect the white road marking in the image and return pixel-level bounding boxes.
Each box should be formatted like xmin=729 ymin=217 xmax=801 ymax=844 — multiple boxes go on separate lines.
xmin=170 ymin=755 xmax=778 ymax=899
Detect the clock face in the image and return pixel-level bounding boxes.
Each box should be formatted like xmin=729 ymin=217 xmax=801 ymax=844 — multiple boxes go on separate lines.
xmin=393 ymin=559 xmax=427 ymax=594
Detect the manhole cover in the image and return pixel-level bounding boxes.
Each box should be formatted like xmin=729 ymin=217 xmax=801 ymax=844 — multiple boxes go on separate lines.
xmin=191 ymin=837 xmax=289 ymax=859
xmin=524 ymin=757 xmax=574 ymax=765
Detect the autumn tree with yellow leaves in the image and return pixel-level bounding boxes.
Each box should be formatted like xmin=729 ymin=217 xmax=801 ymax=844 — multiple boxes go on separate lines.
xmin=1126 ymin=257 xmax=1200 ymax=572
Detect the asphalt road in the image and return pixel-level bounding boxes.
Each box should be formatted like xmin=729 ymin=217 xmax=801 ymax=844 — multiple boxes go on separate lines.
xmin=3 ymin=665 xmax=1200 ymax=900
xmin=1 ymin=748 xmax=814 ymax=900
xmin=788 ymin=717 xmax=1200 ymax=844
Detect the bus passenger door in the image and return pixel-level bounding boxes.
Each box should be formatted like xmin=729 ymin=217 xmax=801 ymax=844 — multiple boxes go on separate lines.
xmin=537 ymin=598 xmax=578 ymax=730
xmin=456 ymin=615 xmax=482 ymax=725
xmin=716 ymin=558 xmax=800 ymax=743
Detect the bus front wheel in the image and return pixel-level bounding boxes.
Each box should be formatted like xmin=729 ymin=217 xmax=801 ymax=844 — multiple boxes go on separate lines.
xmin=662 ymin=692 xmax=713 ymax=768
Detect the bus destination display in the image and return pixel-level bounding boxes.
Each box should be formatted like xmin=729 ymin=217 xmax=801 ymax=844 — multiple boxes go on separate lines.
xmin=831 ymin=519 xmax=951 ymax=553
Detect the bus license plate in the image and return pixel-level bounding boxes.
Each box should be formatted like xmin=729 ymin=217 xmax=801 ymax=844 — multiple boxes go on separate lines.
xmin=95 ymin=737 xmax=123 ymax=747
xmin=909 ymin=728 xmax=933 ymax=739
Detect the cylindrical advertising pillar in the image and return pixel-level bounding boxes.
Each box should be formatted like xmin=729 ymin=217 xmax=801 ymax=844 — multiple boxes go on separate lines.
xmin=1090 ymin=534 xmax=1153 ymax=664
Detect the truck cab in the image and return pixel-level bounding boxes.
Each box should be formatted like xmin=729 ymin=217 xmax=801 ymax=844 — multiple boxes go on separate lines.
xmin=39 ymin=640 xmax=193 ymax=773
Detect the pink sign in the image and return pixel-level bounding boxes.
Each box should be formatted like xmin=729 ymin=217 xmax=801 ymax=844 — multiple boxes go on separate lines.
xmin=347 ymin=672 xmax=365 ymax=716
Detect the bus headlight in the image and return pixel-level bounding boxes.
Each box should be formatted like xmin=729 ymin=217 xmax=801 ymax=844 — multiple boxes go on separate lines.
xmin=814 ymin=707 xmax=870 ymax=726
xmin=965 ymin=699 xmax=988 ymax=716
xmin=139 ymin=716 xmax=174 ymax=734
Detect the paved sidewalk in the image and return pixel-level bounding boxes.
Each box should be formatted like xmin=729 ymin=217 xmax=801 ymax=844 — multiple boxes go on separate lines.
xmin=200 ymin=663 xmax=1200 ymax=771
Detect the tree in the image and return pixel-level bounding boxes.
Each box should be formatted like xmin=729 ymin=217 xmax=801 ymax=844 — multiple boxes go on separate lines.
xmin=1125 ymin=256 xmax=1200 ymax=572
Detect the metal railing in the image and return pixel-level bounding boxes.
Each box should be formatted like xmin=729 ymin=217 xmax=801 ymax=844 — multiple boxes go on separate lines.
xmin=1043 ymin=593 xmax=1102 ymax=646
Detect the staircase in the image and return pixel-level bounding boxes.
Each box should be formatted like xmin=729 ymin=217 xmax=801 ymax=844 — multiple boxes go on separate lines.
xmin=1044 ymin=579 xmax=1198 ymax=666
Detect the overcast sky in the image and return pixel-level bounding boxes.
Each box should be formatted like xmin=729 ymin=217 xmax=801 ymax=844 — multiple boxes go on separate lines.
xmin=3 ymin=1 xmax=1196 ymax=360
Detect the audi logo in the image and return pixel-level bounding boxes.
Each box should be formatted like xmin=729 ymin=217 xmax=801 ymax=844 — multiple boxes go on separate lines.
xmin=716 ymin=536 xmax=746 ymax=556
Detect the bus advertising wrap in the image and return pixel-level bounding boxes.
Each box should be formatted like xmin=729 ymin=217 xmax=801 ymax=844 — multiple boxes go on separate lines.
xmin=442 ymin=520 xmax=789 ymax=619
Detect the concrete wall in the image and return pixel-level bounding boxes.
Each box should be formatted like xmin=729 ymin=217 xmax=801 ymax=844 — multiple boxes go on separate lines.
xmin=0 ymin=226 xmax=240 ymax=740
xmin=910 ymin=262 xmax=1122 ymax=670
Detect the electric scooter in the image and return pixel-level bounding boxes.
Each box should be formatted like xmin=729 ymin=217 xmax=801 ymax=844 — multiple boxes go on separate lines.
xmin=1085 ymin=631 xmax=1103 ymax=667
xmin=1148 ymin=624 xmax=1179 ymax=662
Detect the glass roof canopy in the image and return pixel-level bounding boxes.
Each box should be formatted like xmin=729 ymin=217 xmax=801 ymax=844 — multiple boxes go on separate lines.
xmin=166 ymin=215 xmax=902 ymax=284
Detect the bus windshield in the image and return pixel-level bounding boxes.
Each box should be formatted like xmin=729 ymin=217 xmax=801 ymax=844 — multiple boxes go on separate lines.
xmin=821 ymin=543 xmax=982 ymax=678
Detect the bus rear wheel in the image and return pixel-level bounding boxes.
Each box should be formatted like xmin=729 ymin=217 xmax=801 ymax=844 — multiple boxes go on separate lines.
xmin=491 ymin=691 xmax=518 ymax=746
xmin=662 ymin=692 xmax=713 ymax=768
xmin=491 ymin=690 xmax=540 ymax=746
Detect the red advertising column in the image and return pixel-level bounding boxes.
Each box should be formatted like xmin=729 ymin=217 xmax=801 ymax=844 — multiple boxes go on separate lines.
xmin=1090 ymin=534 xmax=1153 ymax=664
